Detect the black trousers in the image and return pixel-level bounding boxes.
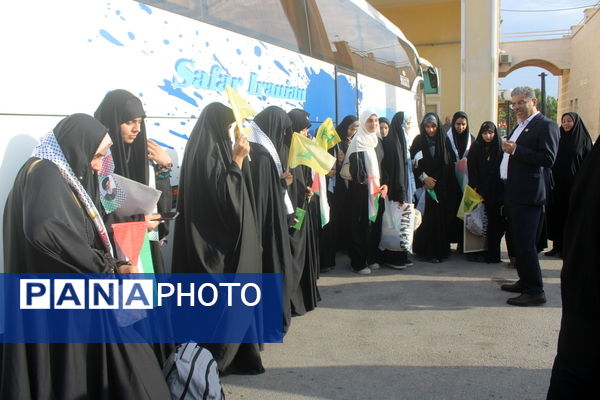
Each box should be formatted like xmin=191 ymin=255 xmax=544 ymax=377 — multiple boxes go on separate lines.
xmin=349 ymin=184 xmax=376 ymax=270
xmin=505 ymin=203 xmax=545 ymax=294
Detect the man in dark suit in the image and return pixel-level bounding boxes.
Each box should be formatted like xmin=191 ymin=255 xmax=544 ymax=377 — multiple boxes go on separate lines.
xmin=499 ymin=86 xmax=559 ymax=306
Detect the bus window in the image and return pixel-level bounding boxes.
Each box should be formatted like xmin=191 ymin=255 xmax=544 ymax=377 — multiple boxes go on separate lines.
xmin=140 ymin=0 xmax=311 ymax=54
xmin=308 ymin=0 xmax=417 ymax=90
xmin=423 ymin=67 xmax=439 ymax=95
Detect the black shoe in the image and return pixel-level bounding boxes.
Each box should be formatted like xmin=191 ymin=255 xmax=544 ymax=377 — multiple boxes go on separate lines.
xmin=507 ymin=292 xmax=546 ymax=307
xmin=405 ymin=259 xmax=414 ymax=267
xmin=544 ymin=248 xmax=561 ymax=257
xmin=501 ymin=281 xmax=524 ymax=293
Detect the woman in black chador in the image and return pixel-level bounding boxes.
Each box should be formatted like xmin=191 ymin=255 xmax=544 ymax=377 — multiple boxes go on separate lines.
xmin=410 ymin=113 xmax=453 ymax=263
xmin=171 ymin=102 xmax=264 ymax=374
xmin=545 ymin=112 xmax=592 ymax=258
xmin=247 ymin=106 xmax=297 ymax=333
xmin=327 ymin=115 xmax=359 ymax=260
xmin=547 ymin=138 xmax=600 ymax=399
xmin=1 ymin=114 xmax=170 ymax=399
xmin=467 ymin=121 xmax=504 ymax=263
xmin=446 ymin=111 xmax=474 ymax=250
xmin=287 ymin=108 xmax=320 ymax=315
xmin=378 ymin=112 xmax=415 ymax=268
xmin=94 ymin=89 xmax=173 ymax=273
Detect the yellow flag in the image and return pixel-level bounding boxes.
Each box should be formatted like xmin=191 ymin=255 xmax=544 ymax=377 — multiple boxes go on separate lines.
xmin=288 ymin=132 xmax=336 ymax=175
xmin=225 ymin=86 xmax=256 ymax=136
xmin=457 ymin=184 xmax=484 ymax=220
xmin=315 ymin=117 xmax=341 ymax=150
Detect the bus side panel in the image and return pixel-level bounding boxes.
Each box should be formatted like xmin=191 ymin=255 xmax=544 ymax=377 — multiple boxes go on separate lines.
xmin=0 ymin=116 xmax=64 ymax=274
xmin=1 ymin=0 xmax=341 ymax=272
xmin=336 ymin=72 xmax=358 ymax=123
xmin=357 ymin=73 xmax=419 ymax=143
xmin=0 ymin=0 xmax=336 ymax=147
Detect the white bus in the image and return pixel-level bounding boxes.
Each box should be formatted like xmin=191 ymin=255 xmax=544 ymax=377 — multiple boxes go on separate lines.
xmin=0 ymin=0 xmax=437 ymax=272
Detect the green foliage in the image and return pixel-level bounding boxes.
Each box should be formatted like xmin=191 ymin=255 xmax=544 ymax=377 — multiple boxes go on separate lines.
xmin=534 ymin=88 xmax=557 ymax=121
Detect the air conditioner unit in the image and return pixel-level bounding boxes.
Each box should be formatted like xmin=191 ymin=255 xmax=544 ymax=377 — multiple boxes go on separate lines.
xmin=499 ymin=54 xmax=512 ymax=64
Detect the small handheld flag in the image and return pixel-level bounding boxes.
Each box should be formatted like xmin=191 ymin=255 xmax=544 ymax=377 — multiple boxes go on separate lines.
xmin=427 ymin=189 xmax=439 ymax=203
xmin=315 ymin=118 xmax=341 ymax=150
xmin=225 ymin=85 xmax=256 ymax=136
xmin=288 ymin=132 xmax=336 ymax=175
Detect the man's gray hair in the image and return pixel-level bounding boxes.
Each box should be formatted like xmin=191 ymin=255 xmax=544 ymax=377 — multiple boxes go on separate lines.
xmin=511 ymin=86 xmax=536 ymax=100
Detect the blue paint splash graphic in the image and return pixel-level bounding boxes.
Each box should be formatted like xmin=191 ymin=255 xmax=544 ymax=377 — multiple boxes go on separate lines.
xmin=128 ymin=32 xmax=135 ymax=40
xmin=157 ymin=79 xmax=198 ymax=107
xmin=168 ymin=130 xmax=189 ymax=141
xmin=193 ymin=91 xmax=203 ymax=100
xmin=336 ymin=74 xmax=358 ymax=122
xmin=149 ymin=138 xmax=174 ymax=149
xmin=254 ymin=46 xmax=261 ymax=57
xmin=303 ymin=68 xmax=335 ymax=123
xmin=273 ymin=60 xmax=290 ymax=76
xmin=99 ymin=29 xmax=124 ymax=46
xmin=212 ymin=55 xmax=231 ymax=76
xmin=139 ymin=3 xmax=152 ymax=14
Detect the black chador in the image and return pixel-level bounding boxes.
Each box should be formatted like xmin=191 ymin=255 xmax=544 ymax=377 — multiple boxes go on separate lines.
xmin=410 ymin=113 xmax=453 ymax=262
xmin=378 ymin=112 xmax=414 ymax=267
xmin=247 ymin=106 xmax=297 ymax=333
xmin=171 ymin=103 xmax=264 ymax=375
xmin=1 ymin=114 xmax=170 ymax=400
xmin=546 ymin=112 xmax=592 ymax=255
xmin=287 ymin=109 xmax=320 ymax=315
xmin=547 ymin=138 xmax=600 ymax=398
xmin=445 ymin=111 xmax=474 ymax=247
xmin=467 ymin=121 xmax=504 ymax=263
xmin=94 ymin=89 xmax=173 ymax=273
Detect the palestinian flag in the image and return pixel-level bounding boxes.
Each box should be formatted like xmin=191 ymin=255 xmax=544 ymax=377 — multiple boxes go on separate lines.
xmin=111 ymin=221 xmax=155 ymax=273
xmin=368 ymin=176 xmax=381 ymax=222
xmin=310 ymin=172 xmax=330 ymax=227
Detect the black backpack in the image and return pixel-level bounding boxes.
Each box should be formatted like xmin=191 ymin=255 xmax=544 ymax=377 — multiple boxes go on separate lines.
xmin=163 ymin=342 xmax=225 ymax=400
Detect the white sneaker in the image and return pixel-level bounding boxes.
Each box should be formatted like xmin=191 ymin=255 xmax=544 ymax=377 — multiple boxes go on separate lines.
xmin=386 ymin=263 xmax=406 ymax=270
xmin=355 ymin=267 xmax=372 ymax=275
xmin=368 ymin=263 xmax=380 ymax=270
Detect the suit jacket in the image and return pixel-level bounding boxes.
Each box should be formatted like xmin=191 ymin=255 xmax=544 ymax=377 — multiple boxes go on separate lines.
xmin=504 ymin=113 xmax=559 ymax=206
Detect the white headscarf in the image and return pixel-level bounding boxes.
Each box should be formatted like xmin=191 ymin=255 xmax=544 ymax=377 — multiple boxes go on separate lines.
xmin=345 ymin=109 xmax=381 ymax=187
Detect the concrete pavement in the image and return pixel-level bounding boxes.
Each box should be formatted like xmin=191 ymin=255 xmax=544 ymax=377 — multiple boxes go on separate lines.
xmin=222 ymin=246 xmax=562 ymax=399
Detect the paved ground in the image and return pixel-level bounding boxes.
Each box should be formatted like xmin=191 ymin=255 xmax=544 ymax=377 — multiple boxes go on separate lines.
xmin=222 ymin=245 xmax=562 ymax=400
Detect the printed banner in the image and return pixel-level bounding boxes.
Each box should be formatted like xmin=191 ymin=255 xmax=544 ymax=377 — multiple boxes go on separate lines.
xmin=1 ymin=273 xmax=283 ymax=343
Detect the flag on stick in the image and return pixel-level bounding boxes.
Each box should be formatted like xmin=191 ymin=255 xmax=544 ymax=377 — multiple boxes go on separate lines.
xmin=457 ymin=184 xmax=484 ymax=220
xmin=225 ymin=85 xmax=256 ymax=136
xmin=427 ymin=189 xmax=439 ymax=203
xmin=310 ymin=172 xmax=330 ymax=227
xmin=111 ymin=221 xmax=155 ymax=273
xmin=288 ymin=132 xmax=336 ymax=175
xmin=315 ymin=118 xmax=341 ymax=150
xmin=368 ymin=176 xmax=381 ymax=222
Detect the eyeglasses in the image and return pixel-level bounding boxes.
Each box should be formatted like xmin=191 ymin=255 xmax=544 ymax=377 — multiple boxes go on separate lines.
xmin=509 ymin=100 xmax=529 ymax=109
